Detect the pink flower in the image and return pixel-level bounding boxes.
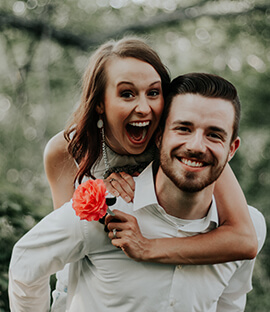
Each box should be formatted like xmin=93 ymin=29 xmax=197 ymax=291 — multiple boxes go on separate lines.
xmin=72 ymin=179 xmax=108 ymax=221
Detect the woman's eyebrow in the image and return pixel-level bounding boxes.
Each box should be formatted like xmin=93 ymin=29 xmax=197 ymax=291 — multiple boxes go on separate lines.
xmin=149 ymin=80 xmax=162 ymax=86
xmin=117 ymin=81 xmax=134 ymax=87
xmin=117 ymin=80 xmax=161 ymax=87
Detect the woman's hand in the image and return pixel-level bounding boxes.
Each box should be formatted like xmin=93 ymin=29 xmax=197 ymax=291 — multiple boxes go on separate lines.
xmin=105 ymin=210 xmax=151 ymax=262
xmin=104 ymin=172 xmax=136 ymax=203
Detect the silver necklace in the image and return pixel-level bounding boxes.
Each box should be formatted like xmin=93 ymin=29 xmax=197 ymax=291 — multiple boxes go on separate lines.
xmin=101 ymin=126 xmax=110 ymax=177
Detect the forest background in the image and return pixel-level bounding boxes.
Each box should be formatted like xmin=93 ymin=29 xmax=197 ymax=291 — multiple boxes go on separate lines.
xmin=0 ymin=0 xmax=269 ymax=311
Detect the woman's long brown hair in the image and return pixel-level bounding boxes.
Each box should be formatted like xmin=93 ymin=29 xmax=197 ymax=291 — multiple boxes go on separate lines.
xmin=64 ymin=37 xmax=170 ymax=184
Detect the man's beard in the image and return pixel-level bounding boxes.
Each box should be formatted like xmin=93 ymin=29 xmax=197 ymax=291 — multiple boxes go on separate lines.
xmin=159 ymin=148 xmax=228 ymax=193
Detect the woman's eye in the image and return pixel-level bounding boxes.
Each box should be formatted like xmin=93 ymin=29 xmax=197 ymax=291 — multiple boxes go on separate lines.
xmin=148 ymin=89 xmax=160 ymax=97
xmin=121 ymin=91 xmax=134 ymax=99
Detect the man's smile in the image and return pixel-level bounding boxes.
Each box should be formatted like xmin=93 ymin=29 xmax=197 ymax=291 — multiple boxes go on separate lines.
xmin=180 ymin=157 xmax=204 ymax=168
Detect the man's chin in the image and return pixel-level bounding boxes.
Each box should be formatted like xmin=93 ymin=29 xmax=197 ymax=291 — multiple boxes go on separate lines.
xmin=172 ymin=173 xmax=215 ymax=193
xmin=177 ymin=182 xmax=207 ymax=193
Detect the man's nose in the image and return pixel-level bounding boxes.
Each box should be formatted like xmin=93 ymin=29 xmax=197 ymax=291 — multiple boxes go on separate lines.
xmin=134 ymin=96 xmax=151 ymax=115
xmin=185 ymin=131 xmax=207 ymax=153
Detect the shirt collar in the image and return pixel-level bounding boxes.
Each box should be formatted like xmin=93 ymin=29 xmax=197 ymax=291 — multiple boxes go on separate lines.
xmin=133 ymin=162 xmax=219 ymax=232
xmin=133 ymin=162 xmax=158 ymax=211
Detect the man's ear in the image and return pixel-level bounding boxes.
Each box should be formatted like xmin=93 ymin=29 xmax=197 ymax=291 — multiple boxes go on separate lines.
xmin=155 ymin=127 xmax=162 ymax=149
xmin=96 ymin=102 xmax=105 ymax=114
xmin=228 ymin=136 xmax=241 ymax=161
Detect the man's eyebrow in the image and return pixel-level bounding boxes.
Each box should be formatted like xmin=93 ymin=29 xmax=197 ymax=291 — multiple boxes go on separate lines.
xmin=171 ymin=121 xmax=229 ymax=136
xmin=171 ymin=120 xmax=193 ymax=126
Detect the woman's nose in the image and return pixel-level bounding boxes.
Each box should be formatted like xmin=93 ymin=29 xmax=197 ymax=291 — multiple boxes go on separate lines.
xmin=134 ymin=97 xmax=151 ymax=115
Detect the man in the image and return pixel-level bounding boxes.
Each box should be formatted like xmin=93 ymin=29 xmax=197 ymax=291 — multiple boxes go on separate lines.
xmin=9 ymin=73 xmax=266 ymax=311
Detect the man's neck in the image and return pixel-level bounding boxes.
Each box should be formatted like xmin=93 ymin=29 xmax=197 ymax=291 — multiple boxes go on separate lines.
xmin=155 ymin=167 xmax=214 ymax=220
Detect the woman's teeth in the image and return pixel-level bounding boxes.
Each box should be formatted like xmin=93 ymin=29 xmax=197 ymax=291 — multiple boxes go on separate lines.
xmin=129 ymin=121 xmax=150 ymax=127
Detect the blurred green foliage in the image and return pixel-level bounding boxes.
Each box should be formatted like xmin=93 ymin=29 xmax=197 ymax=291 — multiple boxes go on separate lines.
xmin=0 ymin=0 xmax=269 ymax=311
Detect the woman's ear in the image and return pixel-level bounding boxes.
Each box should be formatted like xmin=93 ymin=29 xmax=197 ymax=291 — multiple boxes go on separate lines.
xmin=96 ymin=102 xmax=104 ymax=114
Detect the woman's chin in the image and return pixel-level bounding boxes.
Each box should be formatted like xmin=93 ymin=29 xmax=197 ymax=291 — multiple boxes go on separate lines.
xmin=124 ymin=140 xmax=149 ymax=155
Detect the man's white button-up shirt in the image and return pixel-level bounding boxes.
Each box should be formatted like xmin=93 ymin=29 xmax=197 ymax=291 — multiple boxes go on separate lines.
xmin=9 ymin=163 xmax=266 ymax=312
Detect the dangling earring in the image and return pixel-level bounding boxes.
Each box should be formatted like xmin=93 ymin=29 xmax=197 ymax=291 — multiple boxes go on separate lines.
xmin=97 ymin=117 xmax=110 ymax=174
xmin=97 ymin=118 xmax=103 ymax=129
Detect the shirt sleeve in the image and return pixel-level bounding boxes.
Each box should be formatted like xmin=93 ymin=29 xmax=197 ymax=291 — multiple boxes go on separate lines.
xmin=8 ymin=200 xmax=88 ymax=312
xmin=216 ymin=206 xmax=267 ymax=312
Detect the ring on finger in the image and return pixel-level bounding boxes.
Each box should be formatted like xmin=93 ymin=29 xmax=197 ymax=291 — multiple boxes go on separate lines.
xmin=113 ymin=228 xmax=117 ymax=239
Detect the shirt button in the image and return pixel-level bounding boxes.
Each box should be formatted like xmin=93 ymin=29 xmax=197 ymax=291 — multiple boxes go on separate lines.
xmin=170 ymin=299 xmax=175 ymax=306
xmin=177 ymin=264 xmax=182 ymax=270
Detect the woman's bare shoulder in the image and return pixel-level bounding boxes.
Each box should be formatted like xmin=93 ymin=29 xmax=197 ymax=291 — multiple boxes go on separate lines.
xmin=44 ymin=131 xmax=77 ymax=209
xmin=44 ymin=130 xmax=67 ymax=158
xmin=44 ymin=131 xmax=75 ymax=174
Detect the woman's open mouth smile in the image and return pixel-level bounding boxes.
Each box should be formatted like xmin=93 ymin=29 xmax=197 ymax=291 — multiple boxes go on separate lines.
xmin=126 ymin=121 xmax=151 ymax=144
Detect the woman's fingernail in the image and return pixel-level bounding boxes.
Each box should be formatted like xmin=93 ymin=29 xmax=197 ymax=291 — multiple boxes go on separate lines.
xmin=124 ymin=196 xmax=131 ymax=203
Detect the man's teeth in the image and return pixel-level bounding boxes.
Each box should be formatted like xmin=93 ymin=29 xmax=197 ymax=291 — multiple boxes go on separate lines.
xmin=129 ymin=121 xmax=150 ymax=127
xmin=181 ymin=158 xmax=203 ymax=167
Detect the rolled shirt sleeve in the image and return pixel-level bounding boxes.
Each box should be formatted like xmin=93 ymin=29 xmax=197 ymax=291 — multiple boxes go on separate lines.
xmin=8 ymin=201 xmax=88 ymax=312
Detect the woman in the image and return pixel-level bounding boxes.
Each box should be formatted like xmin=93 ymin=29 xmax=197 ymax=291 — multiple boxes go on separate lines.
xmin=44 ymin=37 xmax=257 ymax=310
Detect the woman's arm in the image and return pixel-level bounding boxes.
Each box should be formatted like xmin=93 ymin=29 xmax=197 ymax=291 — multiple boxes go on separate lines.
xmin=44 ymin=131 xmax=77 ymax=210
xmin=211 ymin=164 xmax=258 ymax=260
xmin=106 ymin=164 xmax=258 ymax=264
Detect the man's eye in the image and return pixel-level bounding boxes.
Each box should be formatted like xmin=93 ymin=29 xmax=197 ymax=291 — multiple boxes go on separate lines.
xmin=208 ymin=133 xmax=222 ymax=140
xmin=176 ymin=127 xmax=190 ymax=133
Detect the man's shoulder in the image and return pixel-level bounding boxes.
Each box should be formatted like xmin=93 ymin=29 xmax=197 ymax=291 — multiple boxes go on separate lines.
xmin=248 ymin=205 xmax=266 ymax=253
